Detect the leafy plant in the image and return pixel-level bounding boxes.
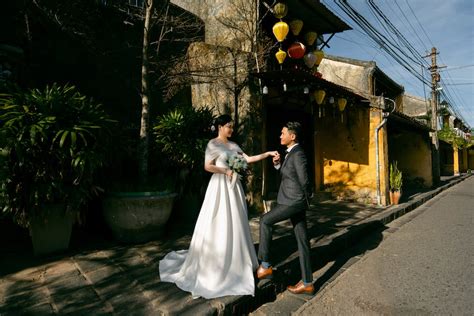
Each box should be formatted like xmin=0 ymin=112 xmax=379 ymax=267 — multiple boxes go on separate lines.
xmin=0 ymin=84 xmax=115 ymax=227
xmin=438 ymin=126 xmax=472 ymax=149
xmin=153 ymin=106 xmax=215 ymax=197
xmin=389 ymin=161 xmax=403 ymax=192
xmin=154 ymin=106 xmax=215 ymax=171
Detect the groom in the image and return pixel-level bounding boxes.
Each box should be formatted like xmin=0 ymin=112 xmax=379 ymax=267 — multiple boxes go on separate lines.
xmin=257 ymin=121 xmax=314 ymax=294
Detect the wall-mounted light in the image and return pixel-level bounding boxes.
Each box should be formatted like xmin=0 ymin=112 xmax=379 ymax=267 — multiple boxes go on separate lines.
xmin=283 ymin=82 xmax=287 ymax=92
xmin=262 ymin=86 xmax=269 ymax=95
xmin=314 ymin=90 xmax=326 ymax=105
xmin=338 ymin=98 xmax=347 ymax=112
xmin=304 ymin=87 xmax=309 ymax=94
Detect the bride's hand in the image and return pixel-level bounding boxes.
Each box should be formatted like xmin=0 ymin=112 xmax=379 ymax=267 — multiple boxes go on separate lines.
xmin=225 ymin=168 xmax=233 ymax=179
xmin=267 ymin=151 xmax=279 ymax=158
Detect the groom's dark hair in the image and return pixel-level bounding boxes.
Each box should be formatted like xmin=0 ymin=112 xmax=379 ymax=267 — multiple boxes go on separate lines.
xmin=285 ymin=121 xmax=302 ymax=142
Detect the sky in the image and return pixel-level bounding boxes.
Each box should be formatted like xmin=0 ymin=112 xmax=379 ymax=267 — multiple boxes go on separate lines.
xmin=320 ymin=0 xmax=474 ymax=129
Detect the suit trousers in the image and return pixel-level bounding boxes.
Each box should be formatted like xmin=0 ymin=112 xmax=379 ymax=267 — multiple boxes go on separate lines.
xmin=258 ymin=202 xmax=312 ymax=283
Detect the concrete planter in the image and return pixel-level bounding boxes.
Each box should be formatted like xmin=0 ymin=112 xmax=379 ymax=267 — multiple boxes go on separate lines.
xmin=102 ymin=191 xmax=177 ymax=243
xmin=29 ymin=204 xmax=74 ymax=256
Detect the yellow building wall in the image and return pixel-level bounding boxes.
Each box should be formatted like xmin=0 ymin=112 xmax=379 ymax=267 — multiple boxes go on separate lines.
xmin=388 ymin=128 xmax=433 ymax=188
xmin=316 ymin=106 xmax=388 ymax=204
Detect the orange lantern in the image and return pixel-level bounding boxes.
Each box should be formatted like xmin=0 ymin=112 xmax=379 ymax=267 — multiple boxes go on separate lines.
xmin=272 ymin=21 xmax=289 ymax=42
xmin=304 ymin=31 xmax=318 ymax=46
xmin=289 ymin=19 xmax=304 ymax=36
xmin=303 ymin=52 xmax=316 ymax=68
xmin=314 ymin=50 xmax=324 ymax=66
xmin=314 ymin=90 xmax=326 ymax=105
xmin=338 ymin=98 xmax=347 ymax=111
xmin=288 ymin=42 xmax=306 ymax=59
xmin=275 ymin=48 xmax=287 ymax=64
xmin=273 ymin=2 xmax=288 ymax=19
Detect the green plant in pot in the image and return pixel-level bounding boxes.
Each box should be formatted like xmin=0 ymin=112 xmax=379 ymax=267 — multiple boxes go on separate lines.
xmin=0 ymin=84 xmax=115 ymax=255
xmin=153 ymin=105 xmax=215 ymax=221
xmin=389 ymin=161 xmax=403 ymax=205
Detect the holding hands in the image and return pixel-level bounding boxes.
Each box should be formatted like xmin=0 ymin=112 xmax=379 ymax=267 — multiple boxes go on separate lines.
xmin=272 ymin=152 xmax=281 ymax=166
xmin=267 ymin=151 xmax=279 ymax=158
xmin=265 ymin=151 xmax=280 ymax=166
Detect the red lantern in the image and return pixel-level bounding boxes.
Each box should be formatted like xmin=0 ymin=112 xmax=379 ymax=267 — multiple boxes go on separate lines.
xmin=288 ymin=42 xmax=306 ymax=59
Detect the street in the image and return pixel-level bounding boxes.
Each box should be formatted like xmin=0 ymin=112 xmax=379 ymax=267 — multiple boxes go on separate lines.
xmin=295 ymin=176 xmax=474 ymax=315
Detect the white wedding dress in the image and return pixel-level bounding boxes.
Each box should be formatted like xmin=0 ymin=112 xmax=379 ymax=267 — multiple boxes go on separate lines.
xmin=159 ymin=139 xmax=258 ymax=299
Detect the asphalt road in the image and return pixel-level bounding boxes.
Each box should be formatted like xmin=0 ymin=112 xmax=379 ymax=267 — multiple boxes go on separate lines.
xmin=295 ymin=176 xmax=474 ymax=315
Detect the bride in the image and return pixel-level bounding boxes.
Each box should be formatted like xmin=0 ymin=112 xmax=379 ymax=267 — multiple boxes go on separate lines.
xmin=159 ymin=114 xmax=277 ymax=299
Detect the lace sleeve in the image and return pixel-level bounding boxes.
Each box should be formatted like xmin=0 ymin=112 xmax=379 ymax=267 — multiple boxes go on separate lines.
xmin=205 ymin=140 xmax=221 ymax=163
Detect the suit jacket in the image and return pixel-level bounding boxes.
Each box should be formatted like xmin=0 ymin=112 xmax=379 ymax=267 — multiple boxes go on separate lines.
xmin=277 ymin=145 xmax=311 ymax=206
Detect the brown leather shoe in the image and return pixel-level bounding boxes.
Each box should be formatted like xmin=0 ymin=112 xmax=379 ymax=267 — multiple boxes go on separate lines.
xmin=287 ymin=281 xmax=314 ymax=294
xmin=256 ymin=265 xmax=273 ymax=279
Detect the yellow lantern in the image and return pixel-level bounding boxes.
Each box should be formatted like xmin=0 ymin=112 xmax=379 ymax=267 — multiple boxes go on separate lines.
xmin=338 ymin=98 xmax=347 ymax=112
xmin=275 ymin=48 xmax=287 ymax=64
xmin=304 ymin=31 xmax=318 ymax=46
xmin=273 ymin=21 xmax=289 ymax=42
xmin=273 ymin=2 xmax=288 ymax=19
xmin=289 ymin=19 xmax=304 ymax=36
xmin=314 ymin=90 xmax=326 ymax=105
xmin=314 ymin=50 xmax=324 ymax=66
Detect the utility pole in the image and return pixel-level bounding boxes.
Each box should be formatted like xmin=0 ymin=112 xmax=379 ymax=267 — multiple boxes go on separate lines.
xmin=426 ymin=47 xmax=441 ymax=186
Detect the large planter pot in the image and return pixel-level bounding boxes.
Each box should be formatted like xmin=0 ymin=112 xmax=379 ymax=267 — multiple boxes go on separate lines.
xmin=29 ymin=204 xmax=75 ymax=256
xmin=102 ymin=191 xmax=177 ymax=243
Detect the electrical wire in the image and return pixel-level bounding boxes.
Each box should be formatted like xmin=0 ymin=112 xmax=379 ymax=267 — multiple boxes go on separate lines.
xmin=327 ymin=0 xmax=471 ymax=128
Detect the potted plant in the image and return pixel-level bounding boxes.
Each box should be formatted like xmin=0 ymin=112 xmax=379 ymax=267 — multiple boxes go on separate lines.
xmin=389 ymin=161 xmax=403 ymax=205
xmin=101 ymin=105 xmax=214 ymax=243
xmin=100 ymin=0 xmax=182 ymax=243
xmin=153 ymin=105 xmax=215 ymax=221
xmin=0 ymin=84 xmax=114 ymax=255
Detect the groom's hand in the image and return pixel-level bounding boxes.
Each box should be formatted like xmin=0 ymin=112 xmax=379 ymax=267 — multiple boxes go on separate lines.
xmin=273 ymin=153 xmax=281 ymax=165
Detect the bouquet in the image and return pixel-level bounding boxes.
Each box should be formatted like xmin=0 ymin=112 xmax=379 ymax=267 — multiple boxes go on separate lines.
xmin=227 ymin=153 xmax=248 ymax=189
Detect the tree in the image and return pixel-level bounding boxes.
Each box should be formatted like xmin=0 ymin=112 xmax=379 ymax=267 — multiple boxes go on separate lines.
xmin=25 ymin=0 xmax=205 ymax=184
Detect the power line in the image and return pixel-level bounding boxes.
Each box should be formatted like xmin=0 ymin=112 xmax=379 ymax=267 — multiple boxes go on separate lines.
xmin=327 ymin=0 xmax=471 ymax=128
xmin=334 ymin=0 xmax=430 ymax=86
xmin=441 ymin=64 xmax=474 ymax=71
xmin=443 ymin=83 xmax=474 ymax=86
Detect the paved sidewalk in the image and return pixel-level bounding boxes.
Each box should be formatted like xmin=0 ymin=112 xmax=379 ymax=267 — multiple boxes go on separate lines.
xmin=0 ymin=174 xmax=470 ymax=315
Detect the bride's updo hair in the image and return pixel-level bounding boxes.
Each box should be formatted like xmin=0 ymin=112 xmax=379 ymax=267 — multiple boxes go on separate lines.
xmin=211 ymin=114 xmax=232 ymax=133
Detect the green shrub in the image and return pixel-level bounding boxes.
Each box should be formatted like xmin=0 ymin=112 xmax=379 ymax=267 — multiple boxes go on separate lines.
xmin=153 ymin=105 xmax=215 ymax=196
xmin=153 ymin=106 xmax=215 ymax=171
xmin=0 ymin=84 xmax=115 ymax=227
